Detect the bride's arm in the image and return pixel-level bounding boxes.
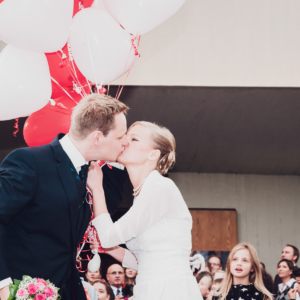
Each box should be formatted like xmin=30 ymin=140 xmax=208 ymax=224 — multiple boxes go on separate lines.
xmin=88 ymin=162 xmax=172 ymax=248
xmin=105 ymin=247 xmax=138 ymax=271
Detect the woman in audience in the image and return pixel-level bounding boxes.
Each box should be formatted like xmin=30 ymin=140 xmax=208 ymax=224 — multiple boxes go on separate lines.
xmin=92 ymin=280 xmax=112 ymax=300
xmin=85 ymin=268 xmax=102 ymax=285
xmin=197 ymin=271 xmax=214 ymax=299
xmin=213 ymin=243 xmax=273 ymax=300
xmin=260 ymin=262 xmax=274 ymax=294
xmin=125 ymin=268 xmax=137 ymax=285
xmin=123 ymin=268 xmax=137 ymax=298
xmin=276 ymin=259 xmax=299 ymax=300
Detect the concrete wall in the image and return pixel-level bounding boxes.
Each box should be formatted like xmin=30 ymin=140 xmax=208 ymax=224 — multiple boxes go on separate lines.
xmin=169 ymin=172 xmax=300 ymax=276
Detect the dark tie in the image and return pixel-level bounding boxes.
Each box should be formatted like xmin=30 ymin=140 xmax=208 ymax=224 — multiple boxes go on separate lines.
xmin=116 ymin=289 xmax=121 ymax=296
xmin=79 ymin=164 xmax=89 ymax=184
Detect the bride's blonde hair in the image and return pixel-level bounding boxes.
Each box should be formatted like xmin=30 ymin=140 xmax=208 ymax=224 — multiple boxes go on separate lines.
xmin=217 ymin=243 xmax=273 ymax=300
xmin=128 ymin=121 xmax=176 ymax=174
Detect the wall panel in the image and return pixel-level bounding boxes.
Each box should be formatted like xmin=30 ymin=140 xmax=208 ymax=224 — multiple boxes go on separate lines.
xmin=169 ymin=172 xmax=300 ymax=276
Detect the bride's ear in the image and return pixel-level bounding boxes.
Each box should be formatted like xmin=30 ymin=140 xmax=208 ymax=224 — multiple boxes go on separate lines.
xmin=148 ymin=149 xmax=160 ymax=161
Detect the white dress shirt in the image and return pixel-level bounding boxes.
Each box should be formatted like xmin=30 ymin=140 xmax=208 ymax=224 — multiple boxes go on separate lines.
xmin=278 ymin=278 xmax=300 ymax=300
xmin=111 ymin=286 xmax=123 ymax=296
xmin=0 ymin=134 xmax=88 ymax=290
xmin=59 ymin=134 xmax=89 ymax=174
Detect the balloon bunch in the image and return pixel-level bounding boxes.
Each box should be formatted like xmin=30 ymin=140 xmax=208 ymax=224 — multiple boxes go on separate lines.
xmin=0 ymin=0 xmax=185 ymax=146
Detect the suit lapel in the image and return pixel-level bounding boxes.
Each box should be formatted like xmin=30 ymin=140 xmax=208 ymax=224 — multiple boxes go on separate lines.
xmin=51 ymin=134 xmax=80 ymax=244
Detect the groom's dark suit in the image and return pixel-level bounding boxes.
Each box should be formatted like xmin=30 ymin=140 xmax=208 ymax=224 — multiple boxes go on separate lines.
xmin=0 ymin=134 xmax=126 ymax=300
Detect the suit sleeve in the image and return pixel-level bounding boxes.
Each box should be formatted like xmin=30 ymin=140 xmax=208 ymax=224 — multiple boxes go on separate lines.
xmin=0 ymin=149 xmax=37 ymax=280
xmin=102 ymin=165 xmax=127 ymax=216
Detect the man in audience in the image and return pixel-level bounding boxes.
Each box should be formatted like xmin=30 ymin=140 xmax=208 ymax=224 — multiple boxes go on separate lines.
xmin=294 ymin=269 xmax=300 ymax=298
xmin=208 ymin=255 xmax=223 ymax=276
xmin=106 ymin=264 xmax=126 ymax=300
xmin=274 ymin=244 xmax=299 ymax=294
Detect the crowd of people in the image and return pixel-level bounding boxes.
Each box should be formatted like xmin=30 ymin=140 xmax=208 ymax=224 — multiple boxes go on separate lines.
xmin=192 ymin=244 xmax=300 ymax=300
xmin=81 ymin=263 xmax=137 ymax=300
xmin=81 ymin=243 xmax=299 ymax=300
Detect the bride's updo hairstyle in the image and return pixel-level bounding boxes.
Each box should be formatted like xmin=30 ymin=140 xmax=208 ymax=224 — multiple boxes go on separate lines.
xmin=129 ymin=121 xmax=176 ymax=175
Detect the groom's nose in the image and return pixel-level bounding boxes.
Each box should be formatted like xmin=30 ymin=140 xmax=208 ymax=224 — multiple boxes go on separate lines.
xmin=121 ymin=135 xmax=129 ymax=146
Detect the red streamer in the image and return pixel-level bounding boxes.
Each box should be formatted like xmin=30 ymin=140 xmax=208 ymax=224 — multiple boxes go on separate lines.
xmin=13 ymin=118 xmax=19 ymax=137
xmin=76 ymin=160 xmax=112 ymax=272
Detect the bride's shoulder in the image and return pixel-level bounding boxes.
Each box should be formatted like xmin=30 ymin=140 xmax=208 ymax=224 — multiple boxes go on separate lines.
xmin=146 ymin=170 xmax=178 ymax=192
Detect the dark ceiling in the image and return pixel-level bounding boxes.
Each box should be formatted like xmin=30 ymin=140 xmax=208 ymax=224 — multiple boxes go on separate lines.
xmin=1 ymin=86 xmax=300 ymax=175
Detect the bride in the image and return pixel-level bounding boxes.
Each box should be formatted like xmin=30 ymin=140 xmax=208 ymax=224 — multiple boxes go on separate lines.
xmin=87 ymin=121 xmax=202 ymax=300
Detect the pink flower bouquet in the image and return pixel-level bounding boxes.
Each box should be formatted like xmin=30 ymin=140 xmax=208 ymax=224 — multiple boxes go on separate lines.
xmin=8 ymin=276 xmax=60 ymax=300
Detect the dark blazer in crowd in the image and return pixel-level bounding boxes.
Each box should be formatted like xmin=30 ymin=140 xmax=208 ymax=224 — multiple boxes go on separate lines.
xmin=273 ymin=265 xmax=300 ymax=294
xmin=0 ymin=134 xmax=127 ymax=300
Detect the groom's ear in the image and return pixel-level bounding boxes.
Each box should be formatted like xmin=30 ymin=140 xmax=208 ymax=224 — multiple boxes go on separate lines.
xmin=92 ymin=131 xmax=104 ymax=146
xmin=148 ymin=149 xmax=160 ymax=161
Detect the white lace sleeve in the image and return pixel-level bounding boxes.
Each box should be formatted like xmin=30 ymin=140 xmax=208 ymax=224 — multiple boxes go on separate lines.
xmin=92 ymin=180 xmax=175 ymax=248
xmin=122 ymin=249 xmax=138 ymax=271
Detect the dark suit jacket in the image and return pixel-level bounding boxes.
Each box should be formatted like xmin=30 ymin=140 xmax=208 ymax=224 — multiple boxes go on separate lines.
xmin=0 ymin=134 xmax=126 ymax=300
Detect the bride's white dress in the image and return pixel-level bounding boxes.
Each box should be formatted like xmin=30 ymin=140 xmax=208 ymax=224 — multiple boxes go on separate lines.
xmin=92 ymin=170 xmax=202 ymax=300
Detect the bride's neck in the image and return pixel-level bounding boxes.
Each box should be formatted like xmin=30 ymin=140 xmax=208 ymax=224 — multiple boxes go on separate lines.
xmin=126 ymin=164 xmax=155 ymax=189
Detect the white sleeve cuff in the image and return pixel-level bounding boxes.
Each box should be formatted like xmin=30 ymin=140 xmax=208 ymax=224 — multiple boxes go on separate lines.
xmin=0 ymin=278 xmax=13 ymax=289
xmin=122 ymin=249 xmax=138 ymax=271
xmin=92 ymin=213 xmax=114 ymax=239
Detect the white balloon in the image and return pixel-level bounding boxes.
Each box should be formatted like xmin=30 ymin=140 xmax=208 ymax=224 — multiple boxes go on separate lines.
xmin=0 ymin=45 xmax=51 ymax=121
xmin=102 ymin=0 xmax=186 ymax=36
xmin=0 ymin=0 xmax=73 ymax=53
xmin=88 ymin=250 xmax=101 ymax=272
xmin=70 ymin=8 xmax=136 ymax=85
xmin=91 ymin=0 xmax=108 ymax=11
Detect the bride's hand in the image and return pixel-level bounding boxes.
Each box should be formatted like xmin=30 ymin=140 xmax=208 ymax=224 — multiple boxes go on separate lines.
xmin=87 ymin=161 xmax=103 ymax=192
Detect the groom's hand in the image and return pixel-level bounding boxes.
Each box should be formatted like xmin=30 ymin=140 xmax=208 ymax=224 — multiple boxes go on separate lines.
xmin=0 ymin=285 xmax=10 ymax=300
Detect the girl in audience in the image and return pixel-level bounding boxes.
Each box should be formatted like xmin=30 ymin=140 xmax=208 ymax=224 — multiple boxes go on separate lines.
xmin=84 ymin=268 xmax=102 ymax=284
xmin=92 ymin=280 xmax=112 ymax=300
xmin=125 ymin=268 xmax=137 ymax=285
xmin=276 ymin=259 xmax=299 ymax=300
xmin=197 ymin=271 xmax=214 ymax=299
xmin=214 ymin=243 xmax=273 ymax=300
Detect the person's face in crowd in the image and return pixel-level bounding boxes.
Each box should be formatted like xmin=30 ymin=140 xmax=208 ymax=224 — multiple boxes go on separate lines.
xmin=295 ymin=277 xmax=300 ymax=294
xmin=125 ymin=268 xmax=137 ymax=279
xmin=198 ymin=275 xmax=212 ymax=298
xmin=277 ymin=262 xmax=293 ymax=279
xmin=93 ymin=282 xmax=110 ymax=300
xmin=208 ymin=257 xmax=222 ymax=275
xmin=97 ymin=113 xmax=128 ymax=162
xmin=106 ymin=264 xmax=125 ymax=288
xmin=210 ymin=283 xmax=221 ymax=295
xmin=281 ymin=246 xmax=296 ymax=263
xmin=86 ymin=269 xmax=101 ymax=283
xmin=230 ymin=249 xmax=253 ymax=281
xmin=117 ymin=125 xmax=159 ymax=167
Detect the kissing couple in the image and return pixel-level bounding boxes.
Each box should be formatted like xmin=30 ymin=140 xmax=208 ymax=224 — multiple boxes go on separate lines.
xmin=0 ymin=94 xmax=201 ymax=300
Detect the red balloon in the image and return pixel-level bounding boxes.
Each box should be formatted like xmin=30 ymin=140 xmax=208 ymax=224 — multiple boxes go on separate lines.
xmin=73 ymin=0 xmax=94 ymax=16
xmin=23 ymin=95 xmax=80 ymax=147
xmin=51 ymin=83 xmax=91 ymax=101
xmin=46 ymin=42 xmax=87 ymax=89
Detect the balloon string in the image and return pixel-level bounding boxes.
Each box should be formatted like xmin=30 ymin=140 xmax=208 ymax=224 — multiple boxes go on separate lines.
xmin=115 ymin=44 xmax=134 ymax=99
xmin=51 ymin=77 xmax=78 ymax=104
xmin=116 ymin=36 xmax=141 ymax=100
xmin=13 ymin=118 xmax=19 ymax=137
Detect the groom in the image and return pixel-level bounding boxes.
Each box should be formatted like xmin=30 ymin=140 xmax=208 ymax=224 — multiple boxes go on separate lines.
xmin=0 ymin=94 xmax=129 ymax=300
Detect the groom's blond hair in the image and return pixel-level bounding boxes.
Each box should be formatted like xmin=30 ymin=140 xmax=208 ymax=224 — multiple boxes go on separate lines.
xmin=70 ymin=94 xmax=129 ymax=140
